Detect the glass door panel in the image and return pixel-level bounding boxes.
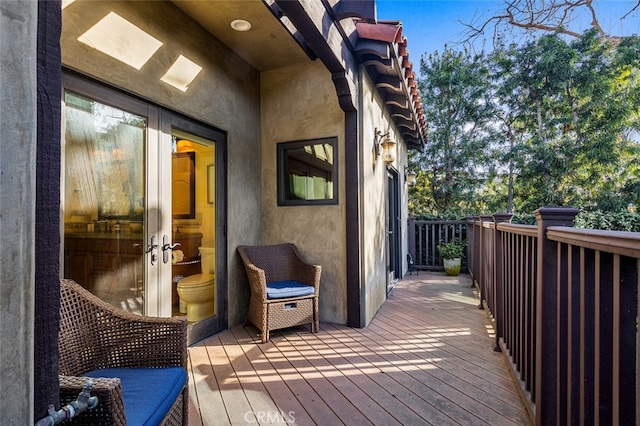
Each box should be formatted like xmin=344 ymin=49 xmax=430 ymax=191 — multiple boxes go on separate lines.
xmin=62 ymin=91 xmax=147 ymax=313
xmin=169 ymin=131 xmax=216 ymax=323
xmin=62 ymin=74 xmax=227 ymax=343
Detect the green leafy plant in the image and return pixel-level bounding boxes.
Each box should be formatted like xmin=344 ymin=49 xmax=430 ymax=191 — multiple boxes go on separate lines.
xmin=574 ymin=210 xmax=640 ymax=232
xmin=437 ymin=241 xmax=466 ymax=260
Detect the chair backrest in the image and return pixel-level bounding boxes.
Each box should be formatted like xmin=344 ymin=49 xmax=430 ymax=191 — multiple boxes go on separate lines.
xmin=59 ymin=279 xmax=102 ymax=375
xmin=237 ymin=243 xmax=305 ymax=282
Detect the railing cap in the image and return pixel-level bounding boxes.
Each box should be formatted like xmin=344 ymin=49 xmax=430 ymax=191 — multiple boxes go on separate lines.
xmin=492 ymin=212 xmax=513 ymax=223
xmin=534 ymin=207 xmax=579 ymax=224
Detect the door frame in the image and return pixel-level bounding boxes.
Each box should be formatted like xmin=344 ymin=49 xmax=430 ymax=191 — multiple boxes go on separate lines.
xmin=162 ymin=111 xmax=228 ymax=344
xmin=387 ymin=169 xmax=401 ymax=292
xmin=61 ymin=71 xmax=228 ymax=343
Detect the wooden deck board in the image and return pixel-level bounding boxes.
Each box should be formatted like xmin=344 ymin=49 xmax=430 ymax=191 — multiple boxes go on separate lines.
xmin=188 ymin=272 xmax=532 ymax=425
xmin=290 ymin=325 xmax=431 ymax=425
xmin=230 ymin=326 xmax=317 ymax=425
xmin=188 ymin=339 xmax=231 ymax=425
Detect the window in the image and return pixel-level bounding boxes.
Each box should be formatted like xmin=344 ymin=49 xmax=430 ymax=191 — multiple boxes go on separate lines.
xmin=277 ymin=138 xmax=338 ymax=206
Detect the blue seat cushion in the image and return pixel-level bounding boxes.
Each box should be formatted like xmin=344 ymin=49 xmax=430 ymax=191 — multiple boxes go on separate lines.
xmin=84 ymin=367 xmax=186 ymax=426
xmin=267 ymin=280 xmax=315 ymax=299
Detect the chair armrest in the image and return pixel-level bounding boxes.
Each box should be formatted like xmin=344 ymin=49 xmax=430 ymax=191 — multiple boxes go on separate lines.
xmin=291 ymin=263 xmax=321 ymax=292
xmin=59 ymin=375 xmax=126 ymax=426
xmin=242 ymin=263 xmax=268 ymax=301
xmin=288 ymin=246 xmax=322 ymax=292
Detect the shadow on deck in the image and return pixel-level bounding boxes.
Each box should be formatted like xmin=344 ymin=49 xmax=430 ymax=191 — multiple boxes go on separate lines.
xmin=187 ymin=272 xmax=532 ymax=425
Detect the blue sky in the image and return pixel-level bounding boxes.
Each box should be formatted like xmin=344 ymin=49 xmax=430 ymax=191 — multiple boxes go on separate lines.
xmin=375 ymin=0 xmax=640 ymax=68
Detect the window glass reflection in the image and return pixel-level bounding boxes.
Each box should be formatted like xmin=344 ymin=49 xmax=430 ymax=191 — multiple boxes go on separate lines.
xmin=278 ymin=138 xmax=338 ymax=205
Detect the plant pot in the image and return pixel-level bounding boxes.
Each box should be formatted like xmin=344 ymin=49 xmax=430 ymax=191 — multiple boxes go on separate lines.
xmin=443 ymin=258 xmax=461 ymax=276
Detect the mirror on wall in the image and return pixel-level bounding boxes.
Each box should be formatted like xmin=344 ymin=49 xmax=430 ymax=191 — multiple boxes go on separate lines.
xmin=172 ymin=151 xmax=196 ymax=219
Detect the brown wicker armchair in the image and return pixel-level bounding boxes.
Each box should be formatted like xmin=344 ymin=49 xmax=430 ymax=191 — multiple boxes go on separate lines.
xmin=237 ymin=244 xmax=321 ymax=343
xmin=58 ymin=279 xmax=188 ymax=425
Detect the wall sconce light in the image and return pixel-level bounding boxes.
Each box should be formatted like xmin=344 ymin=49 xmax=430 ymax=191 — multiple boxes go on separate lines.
xmin=381 ymin=136 xmax=396 ymax=164
xmin=405 ymin=166 xmax=417 ymax=186
xmin=374 ymin=128 xmax=396 ymax=164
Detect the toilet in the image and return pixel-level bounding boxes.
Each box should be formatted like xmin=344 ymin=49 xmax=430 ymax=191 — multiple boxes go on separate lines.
xmin=177 ymin=247 xmax=215 ymax=322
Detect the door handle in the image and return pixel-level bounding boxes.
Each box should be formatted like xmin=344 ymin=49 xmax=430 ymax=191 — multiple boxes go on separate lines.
xmin=162 ymin=242 xmax=181 ymax=251
xmin=162 ymin=235 xmax=180 ymax=264
xmin=146 ymin=235 xmax=158 ymax=265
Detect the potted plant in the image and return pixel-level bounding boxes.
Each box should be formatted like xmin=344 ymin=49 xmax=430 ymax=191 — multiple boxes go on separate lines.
xmin=437 ymin=241 xmax=465 ymax=276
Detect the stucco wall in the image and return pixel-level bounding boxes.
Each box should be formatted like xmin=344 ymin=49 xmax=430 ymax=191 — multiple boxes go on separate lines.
xmin=1 ymin=2 xmax=37 ymax=422
xmin=261 ymin=62 xmax=347 ymax=324
xmin=61 ymin=1 xmax=261 ymax=327
xmin=360 ymin=69 xmax=410 ymax=325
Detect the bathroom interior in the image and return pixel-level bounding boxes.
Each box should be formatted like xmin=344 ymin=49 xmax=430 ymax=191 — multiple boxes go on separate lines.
xmin=62 ymin=92 xmax=216 ymax=323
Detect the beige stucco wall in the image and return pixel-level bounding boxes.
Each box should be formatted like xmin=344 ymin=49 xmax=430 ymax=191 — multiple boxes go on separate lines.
xmin=261 ymin=61 xmax=347 ymax=324
xmin=1 ymin=2 xmax=37 ymax=422
xmin=359 ymin=69 xmax=410 ymax=325
xmin=61 ymin=1 xmax=261 ymax=327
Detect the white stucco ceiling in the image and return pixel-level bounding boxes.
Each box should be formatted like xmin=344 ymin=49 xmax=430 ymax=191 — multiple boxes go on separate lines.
xmin=171 ymin=0 xmax=311 ymax=71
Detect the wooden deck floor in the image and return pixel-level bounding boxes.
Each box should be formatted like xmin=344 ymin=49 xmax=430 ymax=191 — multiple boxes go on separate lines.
xmin=187 ymin=272 xmax=532 ymax=425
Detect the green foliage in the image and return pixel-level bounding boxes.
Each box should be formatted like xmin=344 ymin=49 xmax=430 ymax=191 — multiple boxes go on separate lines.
xmin=510 ymin=213 xmax=536 ymax=225
xmin=497 ymin=31 xmax=640 ymax=213
xmin=411 ymin=213 xmax=468 ymax=221
xmin=413 ymin=48 xmax=497 ymax=216
xmin=574 ymin=210 xmax=640 ymax=232
xmin=410 ymin=30 xmax=640 ymax=219
xmin=504 ymin=210 xmax=640 ymax=231
xmin=437 ymin=241 xmax=466 ymax=259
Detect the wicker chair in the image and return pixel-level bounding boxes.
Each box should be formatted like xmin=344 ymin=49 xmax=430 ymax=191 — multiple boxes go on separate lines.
xmin=58 ymin=279 xmax=188 ymax=425
xmin=237 ymin=244 xmax=321 ymax=343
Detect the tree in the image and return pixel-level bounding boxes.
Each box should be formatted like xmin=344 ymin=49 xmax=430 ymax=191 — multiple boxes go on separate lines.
xmin=411 ymin=31 xmax=640 ymax=217
xmin=464 ymin=0 xmax=640 ymax=48
xmin=411 ymin=48 xmax=496 ymax=216
xmin=487 ymin=31 xmax=640 ymax=213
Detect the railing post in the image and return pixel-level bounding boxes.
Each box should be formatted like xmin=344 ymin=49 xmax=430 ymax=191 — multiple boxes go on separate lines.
xmin=466 ymin=218 xmax=474 ymax=276
xmin=471 ymin=216 xmax=480 ymax=288
xmin=492 ymin=212 xmax=513 ymax=352
xmin=408 ymin=217 xmax=416 ymax=265
xmin=534 ymin=207 xmax=579 ymax=426
xmin=478 ymin=215 xmax=493 ymax=310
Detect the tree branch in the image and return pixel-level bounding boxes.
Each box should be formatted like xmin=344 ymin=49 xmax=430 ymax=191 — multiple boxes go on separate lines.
xmin=461 ymin=0 xmax=635 ymax=47
xmin=622 ymin=1 xmax=640 ymax=19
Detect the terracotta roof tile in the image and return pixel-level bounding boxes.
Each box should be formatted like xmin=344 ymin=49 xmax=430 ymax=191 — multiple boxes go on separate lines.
xmin=355 ymin=20 xmax=427 ymax=149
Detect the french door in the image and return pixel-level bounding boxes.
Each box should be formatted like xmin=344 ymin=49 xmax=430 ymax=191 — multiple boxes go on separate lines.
xmin=61 ymin=73 xmax=226 ymax=342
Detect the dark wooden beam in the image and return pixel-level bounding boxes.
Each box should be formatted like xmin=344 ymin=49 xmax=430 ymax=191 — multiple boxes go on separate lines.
xmin=332 ymin=0 xmax=376 ymax=22
xmin=35 ymin=0 xmax=62 ymax=418
xmin=274 ymin=0 xmax=363 ymax=327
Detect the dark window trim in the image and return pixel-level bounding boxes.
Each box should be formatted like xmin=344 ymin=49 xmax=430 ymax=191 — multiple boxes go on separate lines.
xmin=277 ymin=137 xmax=339 ymax=206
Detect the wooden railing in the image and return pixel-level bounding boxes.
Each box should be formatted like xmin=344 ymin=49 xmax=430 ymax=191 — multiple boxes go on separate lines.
xmin=467 ymin=207 xmax=640 ymax=425
xmin=408 ymin=218 xmax=466 ymax=271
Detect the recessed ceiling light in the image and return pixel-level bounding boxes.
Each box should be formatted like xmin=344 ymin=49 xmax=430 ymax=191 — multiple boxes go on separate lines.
xmin=230 ymin=19 xmax=252 ymax=32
